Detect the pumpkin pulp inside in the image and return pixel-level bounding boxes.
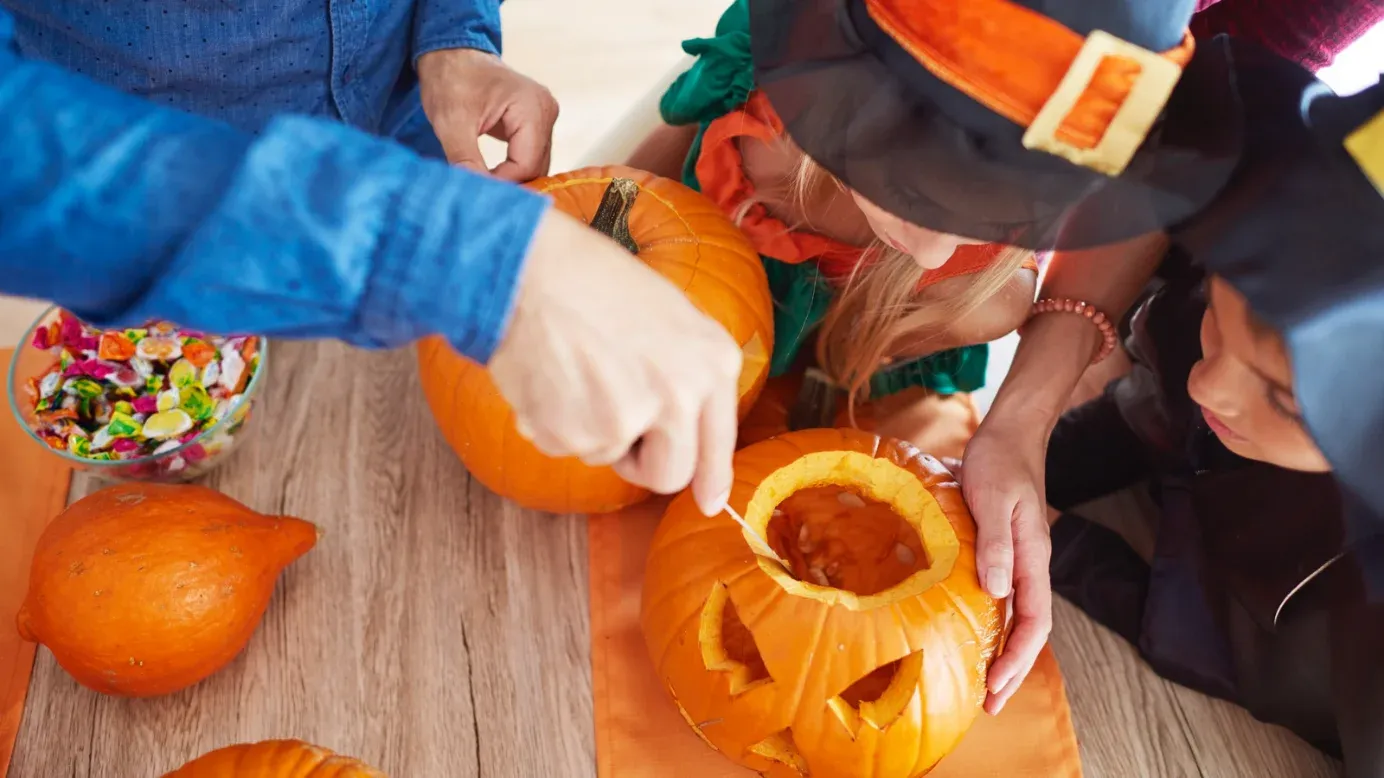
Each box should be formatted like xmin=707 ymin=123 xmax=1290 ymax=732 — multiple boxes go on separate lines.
xmin=741 ymin=451 xmax=960 ymax=611
xmin=766 ymin=486 xmax=925 ymax=596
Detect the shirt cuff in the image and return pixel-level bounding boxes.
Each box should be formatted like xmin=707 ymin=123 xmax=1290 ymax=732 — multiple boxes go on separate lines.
xmin=361 ymin=157 xmax=549 ymax=363
xmin=413 ymin=30 xmax=500 ymax=64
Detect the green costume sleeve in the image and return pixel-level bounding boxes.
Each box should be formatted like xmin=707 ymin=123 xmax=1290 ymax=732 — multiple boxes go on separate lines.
xmin=658 ymin=0 xmax=754 ymax=128
xmin=658 ymin=0 xmax=754 ymax=193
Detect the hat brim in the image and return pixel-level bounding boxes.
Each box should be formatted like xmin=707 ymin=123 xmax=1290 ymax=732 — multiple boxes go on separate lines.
xmin=750 ymin=0 xmax=1245 ymax=250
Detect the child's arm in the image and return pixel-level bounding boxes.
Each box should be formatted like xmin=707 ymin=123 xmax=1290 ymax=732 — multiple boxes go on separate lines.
xmin=942 ymin=267 xmax=1039 ymax=349
xmin=625 ymin=123 xmax=699 ymax=181
xmin=891 ymin=267 xmax=1039 ymax=358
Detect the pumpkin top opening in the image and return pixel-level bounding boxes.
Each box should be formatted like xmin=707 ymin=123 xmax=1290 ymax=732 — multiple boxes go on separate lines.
xmin=766 ymin=486 xmax=925 ymax=596
xmin=741 ymin=451 xmax=959 ymax=611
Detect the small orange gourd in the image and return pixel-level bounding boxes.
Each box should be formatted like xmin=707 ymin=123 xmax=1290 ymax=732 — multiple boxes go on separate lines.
xmin=16 ymin=483 xmax=317 ymax=697
xmin=418 ymin=165 xmax=773 ymax=514
xmin=642 ymin=429 xmax=1002 ymax=778
xmin=162 ymin=740 xmax=384 ymax=777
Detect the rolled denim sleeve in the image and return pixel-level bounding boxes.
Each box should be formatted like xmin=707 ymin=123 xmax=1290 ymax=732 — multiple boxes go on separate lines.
xmin=412 ymin=0 xmax=502 ymax=61
xmin=0 ymin=15 xmax=547 ymax=364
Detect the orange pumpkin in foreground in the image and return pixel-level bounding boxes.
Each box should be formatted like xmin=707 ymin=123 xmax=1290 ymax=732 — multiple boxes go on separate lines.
xmin=163 ymin=740 xmax=384 ymax=777
xmin=642 ymin=429 xmax=1002 ymax=778
xmin=17 ymin=483 xmax=317 ymax=697
xmin=418 ymin=165 xmax=773 ymax=514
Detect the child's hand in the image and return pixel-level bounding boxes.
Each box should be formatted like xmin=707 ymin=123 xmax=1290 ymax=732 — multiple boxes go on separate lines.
xmin=959 ymin=415 xmax=1054 ymax=716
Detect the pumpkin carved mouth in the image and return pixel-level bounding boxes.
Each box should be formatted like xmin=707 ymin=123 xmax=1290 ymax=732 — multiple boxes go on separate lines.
xmin=737 ymin=451 xmax=960 ymax=611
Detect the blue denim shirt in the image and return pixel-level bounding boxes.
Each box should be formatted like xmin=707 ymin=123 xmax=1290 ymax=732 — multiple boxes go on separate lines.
xmin=0 ymin=1 xmax=546 ymax=363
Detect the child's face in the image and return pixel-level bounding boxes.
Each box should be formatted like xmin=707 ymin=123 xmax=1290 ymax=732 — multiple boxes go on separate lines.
xmin=848 ymin=190 xmax=983 ymax=269
xmin=1187 ymin=276 xmax=1331 ymax=473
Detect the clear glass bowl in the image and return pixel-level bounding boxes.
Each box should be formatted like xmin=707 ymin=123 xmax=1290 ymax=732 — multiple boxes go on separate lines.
xmin=6 ymin=306 xmax=268 ymax=483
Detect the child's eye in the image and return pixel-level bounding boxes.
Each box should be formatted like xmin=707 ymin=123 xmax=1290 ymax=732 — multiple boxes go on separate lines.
xmin=1265 ymin=385 xmax=1303 ymax=423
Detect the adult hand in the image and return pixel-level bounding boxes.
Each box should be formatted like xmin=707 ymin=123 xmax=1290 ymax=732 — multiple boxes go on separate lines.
xmin=959 ymin=414 xmax=1054 ymax=715
xmin=418 ymin=48 xmax=559 ymax=182
xmin=487 ymin=207 xmax=742 ymax=516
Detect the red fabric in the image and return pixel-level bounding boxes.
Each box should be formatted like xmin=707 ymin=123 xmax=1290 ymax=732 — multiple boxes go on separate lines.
xmin=695 ymin=91 xmax=1036 ymax=287
xmin=1190 ymin=0 xmax=1384 ymax=71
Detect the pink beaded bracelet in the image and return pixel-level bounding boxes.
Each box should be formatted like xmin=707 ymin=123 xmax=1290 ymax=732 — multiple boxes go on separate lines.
xmin=1028 ymin=297 xmax=1118 ymax=365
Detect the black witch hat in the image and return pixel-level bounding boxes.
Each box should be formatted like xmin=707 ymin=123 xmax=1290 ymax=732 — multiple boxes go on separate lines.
xmin=750 ymin=0 xmax=1243 ymax=251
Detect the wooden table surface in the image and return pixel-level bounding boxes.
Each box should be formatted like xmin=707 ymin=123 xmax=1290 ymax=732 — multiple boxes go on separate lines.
xmin=8 ymin=342 xmax=1344 ymax=777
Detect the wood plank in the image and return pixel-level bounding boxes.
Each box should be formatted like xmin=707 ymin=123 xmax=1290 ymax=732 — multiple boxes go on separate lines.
xmin=9 ymin=342 xmax=594 ymax=777
xmin=1168 ymin=687 xmax=1341 ymax=778
xmin=1049 ymin=600 xmax=1204 ymax=778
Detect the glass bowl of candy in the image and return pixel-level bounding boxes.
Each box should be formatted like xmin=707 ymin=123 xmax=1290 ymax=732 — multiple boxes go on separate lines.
xmin=6 ymin=307 xmax=267 ymax=483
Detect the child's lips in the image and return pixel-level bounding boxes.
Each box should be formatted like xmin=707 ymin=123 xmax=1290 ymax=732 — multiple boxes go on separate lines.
xmin=1200 ymin=406 xmax=1247 ymax=443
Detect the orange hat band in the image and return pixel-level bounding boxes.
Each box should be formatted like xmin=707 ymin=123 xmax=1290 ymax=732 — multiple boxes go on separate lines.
xmin=864 ymin=0 xmax=1195 ymax=175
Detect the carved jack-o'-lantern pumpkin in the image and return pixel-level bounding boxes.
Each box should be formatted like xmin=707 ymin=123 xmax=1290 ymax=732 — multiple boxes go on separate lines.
xmin=418 ymin=166 xmax=773 ymax=514
xmin=642 ymin=429 xmax=1002 ymax=777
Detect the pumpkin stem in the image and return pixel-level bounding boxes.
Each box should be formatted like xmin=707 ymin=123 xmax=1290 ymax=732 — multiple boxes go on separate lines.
xmin=589 ymin=178 xmax=641 ymax=254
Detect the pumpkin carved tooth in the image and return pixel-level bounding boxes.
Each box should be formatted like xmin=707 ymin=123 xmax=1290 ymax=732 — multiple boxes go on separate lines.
xmin=747 ymin=730 xmax=810 ymax=775
xmin=643 ymin=429 xmax=1002 ymax=777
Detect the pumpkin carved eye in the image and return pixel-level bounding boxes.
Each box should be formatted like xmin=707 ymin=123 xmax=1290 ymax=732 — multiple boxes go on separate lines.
xmin=642 ymin=429 xmax=1003 ymax=778
xmin=699 ymin=582 xmax=773 ymax=696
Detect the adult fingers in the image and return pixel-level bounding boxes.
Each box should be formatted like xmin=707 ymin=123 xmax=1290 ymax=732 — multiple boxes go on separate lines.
xmin=488 ymin=101 xmax=556 ymax=182
xmin=617 ymin=408 xmax=698 ymax=495
xmin=610 ymin=387 xmax=699 ymax=494
xmin=690 ymin=370 xmax=738 ymax=517
xmin=437 ymin=120 xmax=488 ymax=172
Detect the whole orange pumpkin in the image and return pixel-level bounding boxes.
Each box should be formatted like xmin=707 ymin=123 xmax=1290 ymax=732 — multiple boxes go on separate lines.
xmin=642 ymin=429 xmax=1002 ymax=778
xmin=418 ymin=165 xmax=773 ymax=514
xmin=16 ymin=483 xmax=317 ymax=697
xmin=163 ymin=740 xmax=384 ymax=777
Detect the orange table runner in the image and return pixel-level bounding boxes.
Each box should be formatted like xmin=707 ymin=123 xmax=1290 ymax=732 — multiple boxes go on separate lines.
xmin=589 ymin=502 xmax=1082 ymax=777
xmin=0 ymin=348 xmax=73 ymax=776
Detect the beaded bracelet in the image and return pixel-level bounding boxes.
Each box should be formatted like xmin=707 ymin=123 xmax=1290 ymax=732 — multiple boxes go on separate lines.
xmin=1028 ymin=297 xmax=1118 ymax=365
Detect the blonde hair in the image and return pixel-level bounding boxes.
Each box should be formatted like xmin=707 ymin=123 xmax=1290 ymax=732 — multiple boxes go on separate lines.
xmin=745 ymin=146 xmax=1032 ymax=412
